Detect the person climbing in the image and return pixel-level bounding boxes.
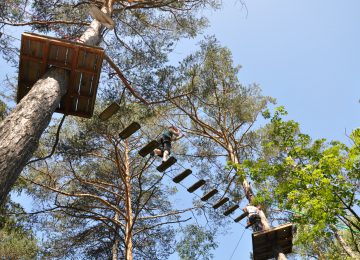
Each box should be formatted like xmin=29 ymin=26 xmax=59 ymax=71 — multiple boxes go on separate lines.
xmin=244 ymin=204 xmax=263 ymax=232
xmin=152 ymin=126 xmax=184 ymax=162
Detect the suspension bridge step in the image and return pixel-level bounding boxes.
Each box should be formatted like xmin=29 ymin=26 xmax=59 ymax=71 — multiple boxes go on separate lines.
xmin=252 ymin=223 xmax=294 ymax=260
xmin=234 ymin=212 xmax=249 ymax=223
xmin=173 ymin=169 xmax=192 ymax=183
xmin=187 ymin=180 xmax=206 ymax=193
xmin=212 ymin=197 xmax=229 ymax=209
xmin=119 ymin=122 xmax=141 ymax=139
xmin=201 ymin=189 xmax=218 ymax=201
xmin=156 ymin=156 xmax=177 ymax=172
xmin=138 ymin=140 xmax=159 ymax=157
xmin=17 ymin=32 xmax=104 ymax=118
xmin=99 ymin=102 xmax=120 ymax=121
xmin=223 ymin=205 xmax=239 ymax=216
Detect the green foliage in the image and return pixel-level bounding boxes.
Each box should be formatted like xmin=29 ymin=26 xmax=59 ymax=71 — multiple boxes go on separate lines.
xmin=176 ymin=225 xmax=218 ymax=260
xmin=233 ymin=107 xmax=360 ymax=256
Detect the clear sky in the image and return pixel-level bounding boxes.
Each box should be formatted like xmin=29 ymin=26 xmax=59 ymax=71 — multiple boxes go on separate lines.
xmin=2 ymin=0 xmax=360 ymax=259
xmin=169 ymin=0 xmax=360 ymax=259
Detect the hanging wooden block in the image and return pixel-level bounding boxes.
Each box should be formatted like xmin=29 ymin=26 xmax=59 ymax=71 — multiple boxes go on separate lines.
xmin=212 ymin=197 xmax=229 ymax=209
xmin=156 ymin=156 xmax=177 ymax=172
xmin=119 ymin=122 xmax=141 ymax=139
xmin=17 ymin=32 xmax=104 ymax=118
xmin=173 ymin=169 xmax=192 ymax=183
xmin=252 ymin=223 xmax=294 ymax=260
xmin=200 ymin=189 xmax=218 ymax=201
xmin=99 ymin=102 xmax=120 ymax=121
xmin=89 ymin=5 xmax=115 ymax=29
xmin=234 ymin=211 xmax=249 ymax=223
xmin=138 ymin=140 xmax=159 ymax=157
xmin=223 ymin=205 xmax=239 ymax=216
xmin=187 ymin=179 xmax=206 ymax=193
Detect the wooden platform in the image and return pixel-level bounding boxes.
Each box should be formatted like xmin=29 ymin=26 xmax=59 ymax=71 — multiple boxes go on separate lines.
xmin=252 ymin=223 xmax=294 ymax=260
xmin=17 ymin=32 xmax=104 ymax=118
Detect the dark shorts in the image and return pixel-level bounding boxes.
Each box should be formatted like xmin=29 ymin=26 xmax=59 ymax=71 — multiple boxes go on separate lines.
xmin=157 ymin=136 xmax=172 ymax=154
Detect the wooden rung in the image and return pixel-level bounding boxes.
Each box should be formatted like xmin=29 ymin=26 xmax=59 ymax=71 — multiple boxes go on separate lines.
xmin=201 ymin=189 xmax=218 ymax=201
xmin=187 ymin=180 xmax=206 ymax=193
xmin=119 ymin=122 xmax=141 ymax=140
xmin=99 ymin=102 xmax=120 ymax=121
xmin=156 ymin=156 xmax=177 ymax=172
xmin=223 ymin=205 xmax=240 ymax=216
xmin=212 ymin=197 xmax=229 ymax=209
xmin=138 ymin=140 xmax=159 ymax=157
xmin=234 ymin=212 xmax=249 ymax=222
xmin=173 ymin=169 xmax=192 ymax=183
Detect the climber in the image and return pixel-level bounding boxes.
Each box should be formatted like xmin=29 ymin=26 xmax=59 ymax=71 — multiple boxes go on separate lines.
xmin=244 ymin=204 xmax=263 ymax=232
xmin=151 ymin=126 xmax=184 ymax=162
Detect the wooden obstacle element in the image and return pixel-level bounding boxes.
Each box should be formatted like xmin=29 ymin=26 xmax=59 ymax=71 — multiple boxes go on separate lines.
xmin=252 ymin=223 xmax=294 ymax=260
xmin=138 ymin=140 xmax=159 ymax=157
xmin=201 ymin=189 xmax=218 ymax=201
xmin=99 ymin=102 xmax=120 ymax=121
xmin=187 ymin=180 xmax=206 ymax=193
xmin=234 ymin=211 xmax=248 ymax=223
xmin=212 ymin=197 xmax=229 ymax=209
xmin=173 ymin=169 xmax=192 ymax=183
xmin=119 ymin=122 xmax=141 ymax=139
xmin=17 ymin=32 xmax=104 ymax=118
xmin=223 ymin=205 xmax=239 ymax=216
xmin=156 ymin=156 xmax=177 ymax=172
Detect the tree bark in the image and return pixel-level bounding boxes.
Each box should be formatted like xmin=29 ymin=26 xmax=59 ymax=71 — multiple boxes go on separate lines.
xmin=112 ymin=211 xmax=120 ymax=260
xmin=333 ymin=228 xmax=360 ymax=259
xmin=124 ymin=140 xmax=133 ymax=260
xmin=0 ymin=5 xmax=106 ymax=204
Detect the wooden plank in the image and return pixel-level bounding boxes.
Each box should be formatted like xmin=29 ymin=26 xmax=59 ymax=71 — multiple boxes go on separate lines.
xmin=223 ymin=205 xmax=239 ymax=216
xmin=99 ymin=102 xmax=121 ymax=121
xmin=187 ymin=180 xmax=206 ymax=193
xmin=234 ymin=211 xmax=249 ymax=222
xmin=79 ymin=73 xmax=95 ymax=97
xmin=156 ymin=157 xmax=177 ymax=172
xmin=212 ymin=197 xmax=229 ymax=209
xmin=201 ymin=189 xmax=218 ymax=201
xmin=138 ymin=140 xmax=159 ymax=157
xmin=76 ymin=96 xmax=90 ymax=113
xmin=119 ymin=122 xmax=141 ymax=139
xmin=173 ymin=169 xmax=192 ymax=183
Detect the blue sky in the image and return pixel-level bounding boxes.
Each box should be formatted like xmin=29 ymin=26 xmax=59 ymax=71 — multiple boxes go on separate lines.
xmin=1 ymin=0 xmax=360 ymax=259
xmin=172 ymin=0 xmax=360 ymax=259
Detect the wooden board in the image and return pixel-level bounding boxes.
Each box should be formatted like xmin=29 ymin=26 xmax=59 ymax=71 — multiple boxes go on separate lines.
xmin=17 ymin=32 xmax=104 ymax=118
xmin=252 ymin=223 xmax=294 ymax=260
xmin=138 ymin=140 xmax=159 ymax=157
xmin=156 ymin=156 xmax=177 ymax=172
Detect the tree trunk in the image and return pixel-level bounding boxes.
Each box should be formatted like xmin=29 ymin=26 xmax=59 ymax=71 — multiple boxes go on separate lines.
xmin=112 ymin=211 xmax=120 ymax=260
xmin=0 ymin=6 xmax=106 ymax=204
xmin=124 ymin=140 xmax=133 ymax=260
xmin=230 ymin=151 xmax=285 ymax=259
xmin=333 ymin=228 xmax=360 ymax=259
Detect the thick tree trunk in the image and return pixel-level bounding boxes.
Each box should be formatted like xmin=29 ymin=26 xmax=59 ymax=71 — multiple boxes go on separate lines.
xmin=230 ymin=151 xmax=285 ymax=259
xmin=0 ymin=68 xmax=68 ymax=203
xmin=0 ymin=6 xmax=105 ymax=204
xmin=124 ymin=140 xmax=133 ymax=260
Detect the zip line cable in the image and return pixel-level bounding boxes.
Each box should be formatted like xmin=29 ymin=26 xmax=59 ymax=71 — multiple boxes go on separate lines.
xmin=229 ymin=227 xmax=247 ymax=260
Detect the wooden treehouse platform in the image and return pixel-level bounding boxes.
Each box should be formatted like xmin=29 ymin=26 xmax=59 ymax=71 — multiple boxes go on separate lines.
xmin=252 ymin=223 xmax=294 ymax=260
xmin=17 ymin=32 xmax=104 ymax=118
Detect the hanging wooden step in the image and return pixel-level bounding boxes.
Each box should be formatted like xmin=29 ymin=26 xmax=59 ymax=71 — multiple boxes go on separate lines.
xmin=201 ymin=189 xmax=218 ymax=201
xmin=187 ymin=180 xmax=206 ymax=193
xmin=234 ymin=211 xmax=249 ymax=223
xmin=223 ymin=205 xmax=239 ymax=216
xmin=173 ymin=169 xmax=192 ymax=183
xmin=138 ymin=140 xmax=159 ymax=157
xmin=212 ymin=197 xmax=229 ymax=209
xmin=119 ymin=122 xmax=141 ymax=140
xmin=252 ymin=223 xmax=294 ymax=260
xmin=156 ymin=156 xmax=177 ymax=172
xmin=99 ymin=102 xmax=120 ymax=121
xmin=17 ymin=32 xmax=104 ymax=118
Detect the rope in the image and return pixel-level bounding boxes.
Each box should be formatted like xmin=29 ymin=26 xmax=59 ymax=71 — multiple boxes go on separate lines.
xmin=228 ymin=227 xmax=247 ymax=260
